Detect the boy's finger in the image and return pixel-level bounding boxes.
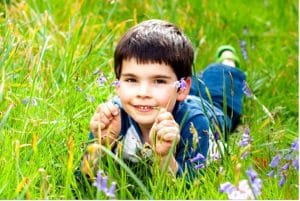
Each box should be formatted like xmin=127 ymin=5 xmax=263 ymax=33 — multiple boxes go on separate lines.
xmin=102 ymin=102 xmax=120 ymax=119
xmin=109 ymin=102 xmax=120 ymax=116
xmin=99 ymin=112 xmax=112 ymax=125
xmin=156 ymin=119 xmax=179 ymax=131
xmin=90 ymin=121 xmax=105 ymax=133
xmin=156 ymin=110 xmax=173 ymax=123
xmin=157 ymin=126 xmax=179 ymax=138
xmin=90 ymin=112 xmax=109 ymax=129
xmin=162 ymin=133 xmax=180 ymax=142
xmin=100 ymin=104 xmax=113 ymax=120
xmin=96 ymin=104 xmax=102 ymax=112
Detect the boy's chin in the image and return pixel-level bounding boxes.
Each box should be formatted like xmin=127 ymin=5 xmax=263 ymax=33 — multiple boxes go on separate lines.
xmin=132 ymin=116 xmax=155 ymax=127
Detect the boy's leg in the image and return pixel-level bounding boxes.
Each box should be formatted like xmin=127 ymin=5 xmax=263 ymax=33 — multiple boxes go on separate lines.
xmin=190 ymin=45 xmax=246 ymax=131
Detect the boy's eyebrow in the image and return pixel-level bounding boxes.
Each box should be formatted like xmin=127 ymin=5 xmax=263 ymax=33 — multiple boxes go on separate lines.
xmin=121 ymin=73 xmax=173 ymax=79
xmin=120 ymin=73 xmax=137 ymax=77
xmin=151 ymin=75 xmax=173 ymax=80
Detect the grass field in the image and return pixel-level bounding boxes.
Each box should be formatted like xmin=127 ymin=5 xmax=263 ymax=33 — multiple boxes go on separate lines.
xmin=0 ymin=0 xmax=298 ymax=199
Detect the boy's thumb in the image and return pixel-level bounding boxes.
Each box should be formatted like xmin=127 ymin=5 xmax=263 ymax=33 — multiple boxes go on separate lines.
xmin=110 ymin=107 xmax=121 ymax=135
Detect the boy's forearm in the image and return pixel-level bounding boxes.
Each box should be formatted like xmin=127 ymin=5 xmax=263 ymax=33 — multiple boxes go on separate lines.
xmin=160 ymin=154 xmax=179 ymax=176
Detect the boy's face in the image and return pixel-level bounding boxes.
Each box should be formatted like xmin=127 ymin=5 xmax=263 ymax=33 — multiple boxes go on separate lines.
xmin=116 ymin=58 xmax=191 ymax=128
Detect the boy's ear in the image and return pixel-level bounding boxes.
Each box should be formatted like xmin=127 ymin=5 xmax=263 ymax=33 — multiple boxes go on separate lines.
xmin=176 ymin=77 xmax=191 ymax=101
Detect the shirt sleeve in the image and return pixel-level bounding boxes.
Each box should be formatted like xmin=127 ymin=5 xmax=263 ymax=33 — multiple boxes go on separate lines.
xmin=175 ymin=114 xmax=209 ymax=179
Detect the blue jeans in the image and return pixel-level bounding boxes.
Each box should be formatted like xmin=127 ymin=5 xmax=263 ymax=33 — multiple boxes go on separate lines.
xmin=190 ymin=63 xmax=246 ymax=132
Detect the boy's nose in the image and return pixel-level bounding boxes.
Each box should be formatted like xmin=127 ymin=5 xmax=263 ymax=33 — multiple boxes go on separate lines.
xmin=137 ymin=83 xmax=150 ymax=97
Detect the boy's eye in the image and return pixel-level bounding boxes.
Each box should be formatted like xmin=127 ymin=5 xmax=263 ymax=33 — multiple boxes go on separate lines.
xmin=125 ymin=78 xmax=136 ymax=83
xmin=154 ymin=79 xmax=167 ymax=84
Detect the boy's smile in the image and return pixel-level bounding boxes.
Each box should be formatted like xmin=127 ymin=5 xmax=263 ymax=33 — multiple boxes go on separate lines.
xmin=116 ymin=58 xmax=184 ymax=129
xmin=134 ymin=105 xmax=158 ymax=112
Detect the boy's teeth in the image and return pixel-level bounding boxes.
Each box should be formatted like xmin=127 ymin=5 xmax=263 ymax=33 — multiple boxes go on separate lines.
xmin=137 ymin=105 xmax=152 ymax=110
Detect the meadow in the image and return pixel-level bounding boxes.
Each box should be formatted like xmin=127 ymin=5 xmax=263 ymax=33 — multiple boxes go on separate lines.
xmin=0 ymin=0 xmax=298 ymax=199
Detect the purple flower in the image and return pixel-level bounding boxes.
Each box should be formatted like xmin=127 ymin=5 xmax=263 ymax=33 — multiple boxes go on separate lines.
xmin=220 ymin=182 xmax=236 ymax=194
xmin=220 ymin=180 xmax=255 ymax=200
xmin=245 ymin=167 xmax=262 ymax=197
xmin=291 ymin=139 xmax=299 ymax=152
xmin=239 ymin=127 xmax=252 ymax=147
xmin=269 ymin=154 xmax=281 ymax=168
xmin=98 ymin=74 xmax=107 ymax=86
xmin=22 ymin=98 xmax=29 ymax=105
xmin=251 ymin=178 xmax=262 ymax=196
xmin=174 ymin=78 xmax=187 ymax=90
xmin=251 ymin=178 xmax=262 ymax=197
xmin=242 ymin=80 xmax=253 ymax=98
xmin=240 ymin=40 xmax=247 ymax=47
xmin=31 ymin=98 xmax=38 ymax=106
xmin=281 ymin=163 xmax=289 ymax=171
xmin=22 ymin=97 xmax=38 ymax=106
xmin=244 ymin=127 xmax=250 ymax=135
xmin=236 ymin=180 xmax=255 ymax=199
xmin=214 ymin=131 xmax=220 ymax=140
xmin=106 ymin=182 xmax=116 ymax=198
xmin=279 ymin=175 xmax=286 ymax=187
xmin=179 ymin=78 xmax=187 ymax=90
xmin=112 ymin=79 xmax=121 ymax=87
xmin=101 ymin=176 xmax=108 ymax=191
xmin=195 ymin=163 xmax=205 ymax=170
xmin=190 ymin=153 xmax=205 ymax=163
xmin=240 ymin=40 xmax=248 ymax=60
xmin=293 ymin=158 xmax=299 ymax=171
xmin=210 ymin=152 xmax=221 ymax=161
xmin=239 ymin=138 xmax=249 ymax=147
xmin=93 ymin=170 xmax=117 ymax=198
xmin=267 ymin=170 xmax=275 ymax=177
xmin=246 ymin=166 xmax=258 ymax=181
xmin=241 ymin=151 xmax=249 ymax=159
xmin=93 ymin=171 xmax=105 ymax=191
xmin=190 ymin=153 xmax=206 ymax=170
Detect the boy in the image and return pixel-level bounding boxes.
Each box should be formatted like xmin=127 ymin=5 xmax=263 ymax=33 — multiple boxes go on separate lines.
xmin=80 ymin=19 xmax=246 ymax=179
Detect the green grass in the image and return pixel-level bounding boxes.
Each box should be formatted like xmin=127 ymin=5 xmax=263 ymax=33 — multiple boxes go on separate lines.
xmin=0 ymin=0 xmax=298 ymax=199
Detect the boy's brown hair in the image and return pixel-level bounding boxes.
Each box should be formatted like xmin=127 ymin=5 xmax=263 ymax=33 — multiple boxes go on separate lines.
xmin=114 ymin=19 xmax=194 ymax=80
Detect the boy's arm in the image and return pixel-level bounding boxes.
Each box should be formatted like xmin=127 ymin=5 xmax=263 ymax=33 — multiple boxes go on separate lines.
xmin=160 ymin=154 xmax=179 ymax=175
xmin=175 ymin=114 xmax=209 ymax=178
xmin=90 ymin=101 xmax=121 ymax=146
xmin=80 ymin=101 xmax=121 ymax=178
xmin=149 ymin=108 xmax=180 ymax=175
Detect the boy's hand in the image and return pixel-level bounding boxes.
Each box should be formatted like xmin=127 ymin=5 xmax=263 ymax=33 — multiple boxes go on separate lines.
xmin=90 ymin=101 xmax=121 ymax=145
xmin=150 ymin=108 xmax=180 ymax=156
